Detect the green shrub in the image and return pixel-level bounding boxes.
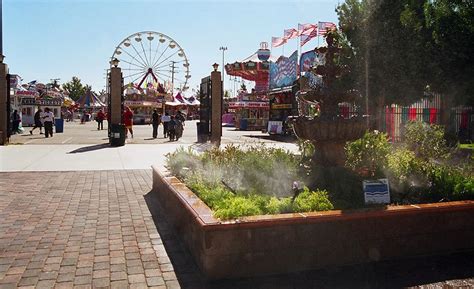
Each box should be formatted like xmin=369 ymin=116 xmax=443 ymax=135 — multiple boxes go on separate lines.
xmin=214 ymin=196 xmax=263 ymax=219
xmin=427 ymin=165 xmax=474 ymax=201
xmin=293 ymin=187 xmax=334 ymax=213
xmin=387 ymin=148 xmax=425 ymax=182
xmin=265 ymin=197 xmax=293 ymax=214
xmin=345 ymin=131 xmax=390 ymax=176
xmin=165 ymin=147 xmax=200 ymax=178
xmin=404 ymin=121 xmax=450 ymax=160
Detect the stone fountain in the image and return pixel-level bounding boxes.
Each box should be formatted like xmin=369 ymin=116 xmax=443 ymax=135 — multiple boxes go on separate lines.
xmin=292 ymin=31 xmax=367 ymax=166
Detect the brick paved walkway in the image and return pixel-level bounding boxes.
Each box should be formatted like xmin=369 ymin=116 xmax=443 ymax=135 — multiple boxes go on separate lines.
xmin=0 ymin=170 xmax=177 ymax=289
xmin=1 ymin=170 xmax=473 ymax=289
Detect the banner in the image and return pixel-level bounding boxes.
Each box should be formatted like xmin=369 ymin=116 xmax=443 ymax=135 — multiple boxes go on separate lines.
xmin=269 ymin=51 xmax=298 ymax=89
xmin=300 ymin=50 xmax=316 ymax=73
xmin=300 ymin=50 xmax=327 ymax=74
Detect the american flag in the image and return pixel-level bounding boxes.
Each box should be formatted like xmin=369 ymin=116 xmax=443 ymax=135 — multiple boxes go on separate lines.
xmin=318 ymin=21 xmax=337 ymax=36
xmin=298 ymin=23 xmax=317 ymax=36
xmin=300 ymin=27 xmax=318 ymax=47
xmin=284 ymin=28 xmax=298 ymax=40
xmin=272 ymin=36 xmax=287 ymax=48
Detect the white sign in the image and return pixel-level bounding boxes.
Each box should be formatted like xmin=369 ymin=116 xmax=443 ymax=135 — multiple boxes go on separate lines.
xmin=267 ymin=120 xmax=283 ymax=134
xmin=363 ymin=179 xmax=390 ymax=204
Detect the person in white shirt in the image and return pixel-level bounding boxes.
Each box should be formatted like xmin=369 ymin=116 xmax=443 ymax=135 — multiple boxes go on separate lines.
xmin=161 ymin=112 xmax=171 ymax=138
xmin=42 ymin=107 xmax=55 ymax=138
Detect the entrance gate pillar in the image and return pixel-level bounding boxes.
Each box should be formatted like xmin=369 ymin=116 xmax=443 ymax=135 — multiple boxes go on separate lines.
xmin=0 ymin=59 xmax=9 ymax=145
xmin=210 ymin=64 xmax=222 ymax=146
xmin=108 ymin=58 xmax=125 ymax=146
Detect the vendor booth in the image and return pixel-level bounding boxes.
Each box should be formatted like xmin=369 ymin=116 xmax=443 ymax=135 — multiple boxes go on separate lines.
xmin=267 ymin=85 xmax=298 ymax=134
xmin=18 ymin=91 xmax=39 ymax=126
xmin=229 ymin=101 xmax=269 ymax=130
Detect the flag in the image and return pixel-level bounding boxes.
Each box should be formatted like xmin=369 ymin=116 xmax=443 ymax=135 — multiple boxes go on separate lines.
xmin=300 ymin=27 xmax=318 ymax=47
xmin=272 ymin=37 xmax=287 ymax=48
xmin=284 ymin=28 xmax=298 ymax=40
xmin=298 ymin=23 xmax=317 ymax=36
xmin=318 ymin=21 xmax=337 ymax=35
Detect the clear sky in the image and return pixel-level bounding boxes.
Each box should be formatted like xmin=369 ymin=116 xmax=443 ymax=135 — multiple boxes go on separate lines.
xmin=4 ymin=0 xmax=340 ymax=95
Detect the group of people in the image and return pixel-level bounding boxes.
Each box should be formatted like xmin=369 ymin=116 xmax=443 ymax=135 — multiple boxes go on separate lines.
xmin=118 ymin=107 xmax=187 ymax=140
xmin=151 ymin=110 xmax=186 ymax=141
xmin=28 ymin=107 xmax=55 ymax=138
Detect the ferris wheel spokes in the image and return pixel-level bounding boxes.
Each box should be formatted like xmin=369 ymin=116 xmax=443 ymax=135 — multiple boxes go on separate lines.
xmin=153 ymin=50 xmax=180 ymax=71
xmin=129 ymin=41 xmax=150 ymax=68
xmin=112 ymin=31 xmax=190 ymax=92
xmin=118 ymin=46 xmax=148 ymax=68
xmin=151 ymin=46 xmax=170 ymax=70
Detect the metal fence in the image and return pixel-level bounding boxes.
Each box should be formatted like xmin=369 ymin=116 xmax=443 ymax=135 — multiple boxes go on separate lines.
xmin=452 ymin=106 xmax=473 ymax=142
xmin=381 ymin=95 xmax=473 ymax=142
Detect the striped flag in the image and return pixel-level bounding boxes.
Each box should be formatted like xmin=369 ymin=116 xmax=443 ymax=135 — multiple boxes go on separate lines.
xmin=298 ymin=23 xmax=317 ymax=36
xmin=300 ymin=27 xmax=318 ymax=47
xmin=284 ymin=28 xmax=298 ymax=40
xmin=318 ymin=21 xmax=337 ymax=35
xmin=272 ymin=36 xmax=287 ymax=48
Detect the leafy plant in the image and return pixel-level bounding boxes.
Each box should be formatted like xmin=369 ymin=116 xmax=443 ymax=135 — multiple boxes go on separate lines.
xmin=165 ymin=146 xmax=334 ymax=220
xmin=292 ymin=187 xmax=334 ymax=212
xmin=345 ymin=130 xmax=390 ymax=176
xmin=404 ymin=121 xmax=450 ymax=160
xmin=387 ymin=147 xmax=425 ymax=182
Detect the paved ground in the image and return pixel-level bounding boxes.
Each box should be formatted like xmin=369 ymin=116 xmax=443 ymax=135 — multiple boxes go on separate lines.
xmin=2 ymin=121 xmax=298 ymax=172
xmin=8 ymin=120 xmax=290 ymax=145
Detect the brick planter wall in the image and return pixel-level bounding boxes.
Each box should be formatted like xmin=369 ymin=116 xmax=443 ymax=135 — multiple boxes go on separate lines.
xmin=151 ymin=166 xmax=474 ymax=280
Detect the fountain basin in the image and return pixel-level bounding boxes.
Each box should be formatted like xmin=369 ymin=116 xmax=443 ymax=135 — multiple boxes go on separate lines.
xmin=152 ymin=166 xmax=474 ymax=280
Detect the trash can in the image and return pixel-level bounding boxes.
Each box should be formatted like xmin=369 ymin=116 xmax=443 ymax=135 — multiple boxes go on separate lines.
xmin=55 ymin=118 xmax=64 ymax=133
xmin=240 ymin=119 xmax=248 ymax=131
xmin=109 ymin=123 xmax=126 ymax=147
xmin=196 ymin=122 xmax=209 ymax=143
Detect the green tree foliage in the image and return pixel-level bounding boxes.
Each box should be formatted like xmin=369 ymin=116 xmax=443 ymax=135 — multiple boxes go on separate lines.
xmin=423 ymin=0 xmax=474 ymax=105
xmin=345 ymin=130 xmax=391 ymax=176
xmin=62 ymin=77 xmax=89 ymax=101
xmin=336 ymin=0 xmax=473 ymax=106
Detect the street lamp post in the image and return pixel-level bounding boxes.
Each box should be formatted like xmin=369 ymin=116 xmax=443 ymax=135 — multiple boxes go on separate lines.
xmin=219 ymin=46 xmax=227 ymax=96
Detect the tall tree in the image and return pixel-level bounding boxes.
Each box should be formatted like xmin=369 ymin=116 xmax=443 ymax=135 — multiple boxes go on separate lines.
xmin=62 ymin=77 xmax=87 ymax=101
xmin=337 ymin=0 xmax=430 ymax=107
xmin=424 ymin=0 xmax=474 ymax=106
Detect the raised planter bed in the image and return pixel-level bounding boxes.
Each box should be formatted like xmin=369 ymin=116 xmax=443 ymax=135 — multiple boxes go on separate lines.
xmin=151 ymin=166 xmax=474 ymax=280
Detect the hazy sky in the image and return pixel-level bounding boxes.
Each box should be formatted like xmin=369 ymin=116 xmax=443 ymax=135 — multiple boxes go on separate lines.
xmin=4 ymin=0 xmax=340 ymax=95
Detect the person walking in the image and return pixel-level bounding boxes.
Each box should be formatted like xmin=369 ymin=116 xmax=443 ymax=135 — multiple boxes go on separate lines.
xmin=42 ymin=107 xmax=54 ymax=138
xmin=30 ymin=108 xmax=43 ymax=135
xmin=176 ymin=110 xmax=186 ymax=124
xmin=123 ymin=106 xmax=134 ymax=139
xmin=161 ymin=112 xmax=171 ymax=138
xmin=151 ymin=109 xmax=161 ymax=138
xmin=11 ymin=110 xmax=21 ymax=135
xmin=96 ymin=109 xmax=105 ymax=130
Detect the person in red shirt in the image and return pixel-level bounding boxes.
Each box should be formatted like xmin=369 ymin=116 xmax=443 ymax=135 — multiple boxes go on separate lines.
xmin=96 ymin=109 xmax=106 ymax=130
xmin=123 ymin=106 xmax=134 ymax=138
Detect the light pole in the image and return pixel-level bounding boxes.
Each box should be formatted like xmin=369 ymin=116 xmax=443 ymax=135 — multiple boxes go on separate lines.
xmin=219 ymin=46 xmax=227 ymax=96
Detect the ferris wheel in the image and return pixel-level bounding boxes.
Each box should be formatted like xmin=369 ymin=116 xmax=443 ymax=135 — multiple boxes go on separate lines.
xmin=111 ymin=31 xmax=191 ymax=93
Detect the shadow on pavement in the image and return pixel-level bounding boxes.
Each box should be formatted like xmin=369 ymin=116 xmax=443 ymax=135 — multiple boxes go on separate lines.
xmin=67 ymin=143 xmax=111 ymax=153
xmin=144 ymin=191 xmax=474 ymax=289
xmin=244 ymin=134 xmax=297 ymax=143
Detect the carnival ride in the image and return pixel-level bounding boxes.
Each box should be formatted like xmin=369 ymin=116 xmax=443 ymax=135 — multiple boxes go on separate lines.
xmin=111 ymin=31 xmax=191 ymax=94
xmin=110 ymin=31 xmax=193 ymax=123
xmin=225 ymin=42 xmax=275 ymax=93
